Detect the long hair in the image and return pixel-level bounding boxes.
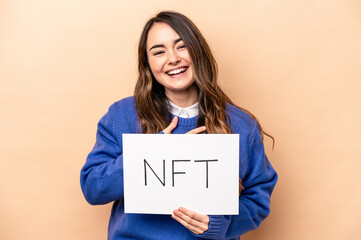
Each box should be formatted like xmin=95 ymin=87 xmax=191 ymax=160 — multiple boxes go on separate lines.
xmin=136 ymin=10 xmax=234 ymax=133
xmin=134 ymin=11 xmax=273 ymax=191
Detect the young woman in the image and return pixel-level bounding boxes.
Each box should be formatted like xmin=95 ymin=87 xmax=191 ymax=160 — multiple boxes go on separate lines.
xmin=81 ymin=11 xmax=277 ymax=240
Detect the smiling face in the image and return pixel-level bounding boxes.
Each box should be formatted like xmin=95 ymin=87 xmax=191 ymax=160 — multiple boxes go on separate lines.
xmin=146 ymin=22 xmax=197 ymax=105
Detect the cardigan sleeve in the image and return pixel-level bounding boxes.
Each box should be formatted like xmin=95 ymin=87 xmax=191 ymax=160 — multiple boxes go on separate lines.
xmin=192 ymin=125 xmax=278 ymax=239
xmin=80 ymin=109 xmax=124 ymax=205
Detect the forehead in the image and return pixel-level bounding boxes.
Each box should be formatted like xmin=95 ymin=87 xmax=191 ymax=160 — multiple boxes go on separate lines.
xmin=147 ymin=23 xmax=180 ymax=48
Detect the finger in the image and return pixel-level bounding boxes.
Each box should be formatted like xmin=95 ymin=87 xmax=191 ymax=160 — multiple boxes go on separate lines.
xmin=186 ymin=126 xmax=206 ymax=134
xmin=178 ymin=207 xmax=209 ymax=225
xmin=173 ymin=209 xmax=200 ymax=228
xmin=172 ymin=211 xmax=204 ymax=235
xmin=173 ymin=208 xmax=209 ymax=233
xmin=162 ymin=116 xmax=178 ymax=134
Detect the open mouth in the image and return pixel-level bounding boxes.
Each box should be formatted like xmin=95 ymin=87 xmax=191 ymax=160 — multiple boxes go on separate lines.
xmin=166 ymin=67 xmax=188 ymax=76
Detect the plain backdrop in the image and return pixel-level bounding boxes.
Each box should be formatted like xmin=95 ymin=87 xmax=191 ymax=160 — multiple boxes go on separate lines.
xmin=0 ymin=1 xmax=360 ymax=239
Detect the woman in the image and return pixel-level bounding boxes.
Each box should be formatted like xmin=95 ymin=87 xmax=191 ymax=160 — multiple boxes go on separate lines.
xmin=80 ymin=11 xmax=277 ymax=240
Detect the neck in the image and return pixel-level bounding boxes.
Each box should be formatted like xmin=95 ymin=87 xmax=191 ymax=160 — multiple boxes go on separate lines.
xmin=165 ymin=85 xmax=198 ymax=108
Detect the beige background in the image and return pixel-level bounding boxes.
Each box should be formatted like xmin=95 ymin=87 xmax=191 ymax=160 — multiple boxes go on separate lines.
xmin=1 ymin=0 xmax=360 ymax=239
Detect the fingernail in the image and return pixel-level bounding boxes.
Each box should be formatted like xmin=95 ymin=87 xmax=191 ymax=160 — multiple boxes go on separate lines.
xmin=203 ymin=126 xmax=206 ymax=130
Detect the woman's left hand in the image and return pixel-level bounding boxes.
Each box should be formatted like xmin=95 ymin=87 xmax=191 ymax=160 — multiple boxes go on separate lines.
xmin=172 ymin=207 xmax=210 ymax=235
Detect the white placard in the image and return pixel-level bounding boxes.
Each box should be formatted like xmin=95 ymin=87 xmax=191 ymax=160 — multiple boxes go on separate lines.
xmin=123 ymin=134 xmax=239 ymax=215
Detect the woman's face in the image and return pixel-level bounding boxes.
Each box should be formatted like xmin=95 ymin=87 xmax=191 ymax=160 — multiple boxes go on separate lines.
xmin=146 ymin=22 xmax=195 ymax=100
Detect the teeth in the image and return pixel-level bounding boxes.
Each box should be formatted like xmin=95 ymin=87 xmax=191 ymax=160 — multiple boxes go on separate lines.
xmin=168 ymin=67 xmax=186 ymax=75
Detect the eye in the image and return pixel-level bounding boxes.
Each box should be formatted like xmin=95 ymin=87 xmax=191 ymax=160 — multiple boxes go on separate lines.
xmin=153 ymin=51 xmax=165 ymax=56
xmin=178 ymin=45 xmax=186 ymax=49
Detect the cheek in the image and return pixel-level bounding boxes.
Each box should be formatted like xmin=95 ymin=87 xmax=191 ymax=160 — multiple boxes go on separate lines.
xmin=182 ymin=50 xmax=192 ymax=63
xmin=148 ymin=58 xmax=163 ymax=74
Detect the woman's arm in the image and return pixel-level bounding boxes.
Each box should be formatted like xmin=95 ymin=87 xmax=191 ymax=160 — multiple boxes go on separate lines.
xmin=80 ymin=108 xmax=125 ymax=205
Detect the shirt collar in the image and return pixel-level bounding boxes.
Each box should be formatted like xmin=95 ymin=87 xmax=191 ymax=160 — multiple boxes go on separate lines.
xmin=168 ymin=100 xmax=199 ymax=118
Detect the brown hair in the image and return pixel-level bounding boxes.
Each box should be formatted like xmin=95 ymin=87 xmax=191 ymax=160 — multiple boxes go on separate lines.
xmin=134 ymin=11 xmax=273 ymax=192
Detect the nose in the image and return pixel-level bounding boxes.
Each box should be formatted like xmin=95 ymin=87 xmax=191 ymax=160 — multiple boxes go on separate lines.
xmin=167 ymin=49 xmax=180 ymax=65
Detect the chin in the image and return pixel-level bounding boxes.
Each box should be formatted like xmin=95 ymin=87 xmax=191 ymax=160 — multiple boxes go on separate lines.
xmin=168 ymin=82 xmax=196 ymax=93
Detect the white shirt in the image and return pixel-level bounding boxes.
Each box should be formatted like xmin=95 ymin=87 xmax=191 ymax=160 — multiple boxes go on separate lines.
xmin=168 ymin=100 xmax=199 ymax=118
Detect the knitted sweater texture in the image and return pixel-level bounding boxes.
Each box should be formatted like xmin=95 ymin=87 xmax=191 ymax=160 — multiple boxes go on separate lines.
xmin=80 ymin=96 xmax=278 ymax=240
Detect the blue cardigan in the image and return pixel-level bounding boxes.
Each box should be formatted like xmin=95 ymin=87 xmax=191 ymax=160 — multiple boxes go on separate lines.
xmin=80 ymin=96 xmax=278 ymax=240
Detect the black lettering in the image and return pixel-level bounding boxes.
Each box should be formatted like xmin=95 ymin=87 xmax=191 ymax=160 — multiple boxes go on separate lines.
xmin=172 ymin=160 xmax=191 ymax=187
xmin=144 ymin=159 xmax=165 ymax=186
xmin=194 ymin=159 xmax=218 ymax=188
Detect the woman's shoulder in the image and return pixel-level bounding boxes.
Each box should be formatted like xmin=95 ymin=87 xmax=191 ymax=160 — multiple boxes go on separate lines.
xmin=106 ymin=96 xmax=136 ymax=116
xmin=226 ymin=103 xmax=262 ymax=137
xmin=109 ymin=96 xmax=135 ymax=110
xmin=100 ymin=96 xmax=139 ymax=134
xmin=105 ymin=96 xmax=137 ymax=122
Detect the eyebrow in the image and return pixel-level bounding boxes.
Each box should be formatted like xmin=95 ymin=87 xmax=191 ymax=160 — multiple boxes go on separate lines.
xmin=149 ymin=38 xmax=183 ymax=51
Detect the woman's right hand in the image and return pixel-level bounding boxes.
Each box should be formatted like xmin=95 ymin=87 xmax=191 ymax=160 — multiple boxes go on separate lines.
xmin=162 ymin=116 xmax=206 ymax=134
